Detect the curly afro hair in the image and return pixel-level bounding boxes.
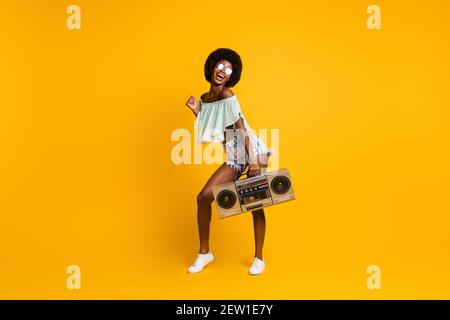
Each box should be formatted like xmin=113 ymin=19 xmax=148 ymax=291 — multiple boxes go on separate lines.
xmin=204 ymin=48 xmax=243 ymax=88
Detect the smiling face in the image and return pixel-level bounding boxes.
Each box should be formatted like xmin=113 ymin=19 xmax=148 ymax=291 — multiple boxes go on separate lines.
xmin=211 ymin=59 xmax=233 ymax=86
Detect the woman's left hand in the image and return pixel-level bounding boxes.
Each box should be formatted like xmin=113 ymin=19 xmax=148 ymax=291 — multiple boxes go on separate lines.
xmin=247 ymin=163 xmax=261 ymax=177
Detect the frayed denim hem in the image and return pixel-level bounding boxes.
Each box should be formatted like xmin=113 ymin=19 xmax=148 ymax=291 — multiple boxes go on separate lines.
xmin=224 ymin=161 xmax=246 ymax=173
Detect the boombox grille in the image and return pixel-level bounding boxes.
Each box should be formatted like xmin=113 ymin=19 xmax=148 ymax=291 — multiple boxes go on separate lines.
xmin=216 ymin=189 xmax=237 ymax=209
xmin=270 ymin=175 xmax=291 ymax=194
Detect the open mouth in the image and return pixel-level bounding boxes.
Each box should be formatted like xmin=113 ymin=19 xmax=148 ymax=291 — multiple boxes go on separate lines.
xmin=215 ymin=73 xmax=225 ymax=81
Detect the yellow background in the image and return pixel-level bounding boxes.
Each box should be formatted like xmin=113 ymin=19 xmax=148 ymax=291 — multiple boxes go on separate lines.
xmin=1 ymin=0 xmax=449 ymax=299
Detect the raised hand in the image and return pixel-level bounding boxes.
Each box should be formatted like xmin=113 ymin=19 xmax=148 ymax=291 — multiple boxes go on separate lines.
xmin=186 ymin=95 xmax=199 ymax=113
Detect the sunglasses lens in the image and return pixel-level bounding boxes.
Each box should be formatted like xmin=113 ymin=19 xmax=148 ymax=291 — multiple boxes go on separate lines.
xmin=225 ymin=68 xmax=232 ymax=75
xmin=217 ymin=63 xmax=224 ymax=70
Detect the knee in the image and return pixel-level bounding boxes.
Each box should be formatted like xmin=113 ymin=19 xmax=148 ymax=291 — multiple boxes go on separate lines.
xmin=197 ymin=190 xmax=213 ymax=206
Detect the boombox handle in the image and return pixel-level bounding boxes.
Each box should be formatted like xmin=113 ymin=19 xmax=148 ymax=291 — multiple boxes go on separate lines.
xmin=235 ymin=167 xmax=248 ymax=181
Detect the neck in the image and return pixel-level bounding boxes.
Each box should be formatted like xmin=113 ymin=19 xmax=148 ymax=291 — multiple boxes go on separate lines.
xmin=209 ymin=83 xmax=225 ymax=97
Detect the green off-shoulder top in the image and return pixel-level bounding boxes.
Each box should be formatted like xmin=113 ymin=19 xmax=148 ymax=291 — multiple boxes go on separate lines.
xmin=194 ymin=95 xmax=272 ymax=156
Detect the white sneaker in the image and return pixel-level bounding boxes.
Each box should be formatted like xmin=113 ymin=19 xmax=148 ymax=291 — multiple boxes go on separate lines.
xmin=248 ymin=257 xmax=265 ymax=275
xmin=188 ymin=251 xmax=214 ymax=273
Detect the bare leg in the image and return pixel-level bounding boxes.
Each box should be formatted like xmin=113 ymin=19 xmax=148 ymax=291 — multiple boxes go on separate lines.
xmin=250 ymin=153 xmax=270 ymax=260
xmin=252 ymin=209 xmax=266 ymax=260
xmin=197 ymin=163 xmax=239 ymax=254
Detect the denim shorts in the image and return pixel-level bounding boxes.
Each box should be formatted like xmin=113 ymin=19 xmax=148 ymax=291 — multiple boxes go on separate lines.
xmin=220 ymin=120 xmax=273 ymax=175
xmin=222 ymin=137 xmax=271 ymax=174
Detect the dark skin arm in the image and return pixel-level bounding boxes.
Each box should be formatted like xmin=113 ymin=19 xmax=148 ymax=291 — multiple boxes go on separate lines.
xmin=233 ymin=117 xmax=260 ymax=177
xmin=218 ymin=88 xmax=261 ymax=177
xmin=186 ymin=95 xmax=200 ymax=116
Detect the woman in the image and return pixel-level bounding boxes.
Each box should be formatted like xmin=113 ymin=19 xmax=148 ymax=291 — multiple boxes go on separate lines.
xmin=185 ymin=48 xmax=272 ymax=275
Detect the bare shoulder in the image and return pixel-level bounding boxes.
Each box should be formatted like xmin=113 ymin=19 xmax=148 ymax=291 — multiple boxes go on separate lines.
xmin=219 ymin=88 xmax=235 ymax=99
xmin=201 ymin=89 xmax=235 ymax=102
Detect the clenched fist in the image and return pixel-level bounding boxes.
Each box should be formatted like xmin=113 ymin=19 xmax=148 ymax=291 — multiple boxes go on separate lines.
xmin=186 ymin=95 xmax=199 ymax=114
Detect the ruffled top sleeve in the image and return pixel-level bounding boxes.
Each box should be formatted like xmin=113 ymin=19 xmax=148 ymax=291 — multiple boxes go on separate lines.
xmin=195 ymin=95 xmax=242 ymax=144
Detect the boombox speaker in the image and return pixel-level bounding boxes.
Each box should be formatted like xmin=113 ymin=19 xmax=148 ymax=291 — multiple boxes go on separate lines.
xmin=212 ymin=168 xmax=295 ymax=219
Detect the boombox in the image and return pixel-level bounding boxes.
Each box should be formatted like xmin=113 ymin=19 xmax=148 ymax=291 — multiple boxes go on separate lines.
xmin=212 ymin=168 xmax=295 ymax=219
